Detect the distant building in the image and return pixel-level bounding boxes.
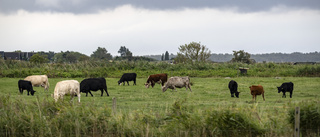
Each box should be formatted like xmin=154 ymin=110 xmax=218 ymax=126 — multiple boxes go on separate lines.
xmin=0 ymin=51 xmax=35 ymax=60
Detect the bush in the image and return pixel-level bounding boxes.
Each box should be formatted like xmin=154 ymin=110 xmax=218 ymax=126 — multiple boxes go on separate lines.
xmin=288 ymin=101 xmax=320 ymax=136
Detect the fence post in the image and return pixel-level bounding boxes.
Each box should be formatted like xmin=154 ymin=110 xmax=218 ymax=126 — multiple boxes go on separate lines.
xmin=295 ymin=107 xmax=300 ymax=137
xmin=112 ymin=97 xmax=117 ymax=115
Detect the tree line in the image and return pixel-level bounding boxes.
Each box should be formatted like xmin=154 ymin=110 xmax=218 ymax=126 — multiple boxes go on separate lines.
xmin=2 ymin=42 xmax=319 ymax=63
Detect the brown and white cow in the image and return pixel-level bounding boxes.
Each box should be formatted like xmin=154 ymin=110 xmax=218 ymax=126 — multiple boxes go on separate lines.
xmin=145 ymin=73 xmax=168 ymax=88
xmin=24 ymin=75 xmax=49 ymax=91
xmin=249 ymin=85 xmax=265 ymax=101
xmin=162 ymin=76 xmax=192 ymax=92
xmin=53 ymin=80 xmax=80 ymax=102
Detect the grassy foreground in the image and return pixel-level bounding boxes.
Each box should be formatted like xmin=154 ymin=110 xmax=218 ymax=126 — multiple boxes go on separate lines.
xmin=0 ymin=77 xmax=320 ymax=136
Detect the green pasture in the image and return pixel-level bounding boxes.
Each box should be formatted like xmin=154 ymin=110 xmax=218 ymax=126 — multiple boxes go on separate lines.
xmin=1 ymin=77 xmax=319 ymax=112
xmin=0 ymin=77 xmax=319 ymax=136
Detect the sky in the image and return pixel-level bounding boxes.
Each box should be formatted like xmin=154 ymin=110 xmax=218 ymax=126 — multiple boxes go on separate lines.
xmin=0 ymin=0 xmax=320 ymax=56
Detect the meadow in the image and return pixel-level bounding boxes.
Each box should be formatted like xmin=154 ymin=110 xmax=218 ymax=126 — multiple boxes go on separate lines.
xmin=0 ymin=76 xmax=319 ymax=136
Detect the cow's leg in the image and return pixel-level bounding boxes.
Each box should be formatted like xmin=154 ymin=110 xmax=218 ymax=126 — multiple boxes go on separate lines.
xmin=19 ymin=88 xmax=23 ymax=94
xmin=133 ymin=79 xmax=136 ymax=85
xmin=100 ymin=89 xmax=104 ymax=96
xmin=85 ymin=92 xmax=88 ymax=97
xmin=27 ymin=90 xmax=30 ymax=95
xmin=77 ymin=93 xmax=81 ymax=103
xmin=188 ymin=84 xmax=192 ymax=92
xmin=282 ymin=92 xmax=286 ymax=98
xmin=104 ymin=87 xmax=109 ymax=96
xmin=262 ymin=93 xmax=265 ymax=101
xmin=127 ymin=81 xmax=129 ymax=86
xmin=231 ymin=93 xmax=234 ymax=97
xmin=290 ymin=91 xmax=292 ymax=98
xmin=88 ymin=91 xmax=94 ymax=97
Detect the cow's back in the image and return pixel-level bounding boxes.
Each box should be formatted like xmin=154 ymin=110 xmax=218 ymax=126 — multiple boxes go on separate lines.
xmin=250 ymin=85 xmax=264 ymax=95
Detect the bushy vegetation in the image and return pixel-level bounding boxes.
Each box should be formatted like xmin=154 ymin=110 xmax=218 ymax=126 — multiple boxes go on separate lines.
xmin=288 ymin=100 xmax=320 ymax=136
xmin=1 ymin=59 xmax=319 ymax=78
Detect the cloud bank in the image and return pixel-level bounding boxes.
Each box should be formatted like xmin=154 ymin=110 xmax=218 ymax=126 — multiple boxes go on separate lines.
xmin=0 ymin=2 xmax=320 ymax=56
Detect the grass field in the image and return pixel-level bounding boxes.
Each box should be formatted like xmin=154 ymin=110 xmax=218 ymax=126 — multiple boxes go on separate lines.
xmin=0 ymin=77 xmax=320 ymax=136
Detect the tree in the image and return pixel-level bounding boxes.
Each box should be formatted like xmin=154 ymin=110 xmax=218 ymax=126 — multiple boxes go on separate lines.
xmin=30 ymin=54 xmax=49 ymax=63
xmin=231 ymin=50 xmax=253 ymax=64
xmin=175 ymin=42 xmax=211 ymax=63
xmin=118 ymin=46 xmax=132 ymax=57
xmin=161 ymin=53 xmax=164 ymax=61
xmin=91 ymin=47 xmax=112 ymax=60
xmin=165 ymin=51 xmax=169 ymax=60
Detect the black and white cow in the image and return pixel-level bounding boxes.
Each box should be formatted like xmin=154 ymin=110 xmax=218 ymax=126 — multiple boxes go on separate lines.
xmin=277 ymin=82 xmax=294 ymax=98
xmin=80 ymin=78 xmax=109 ymax=97
xmin=228 ymin=80 xmax=240 ymax=98
xmin=18 ymin=80 xmax=36 ymax=96
xmin=118 ymin=73 xmax=137 ymax=86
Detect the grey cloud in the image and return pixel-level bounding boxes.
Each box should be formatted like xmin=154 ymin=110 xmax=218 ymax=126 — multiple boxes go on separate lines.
xmin=1 ymin=0 xmax=320 ymax=14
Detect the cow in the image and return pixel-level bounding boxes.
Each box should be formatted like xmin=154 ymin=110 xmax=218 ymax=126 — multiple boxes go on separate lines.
xmin=145 ymin=73 xmax=168 ymax=88
xmin=277 ymin=82 xmax=294 ymax=98
xmin=162 ymin=76 xmax=192 ymax=92
xmin=80 ymin=78 xmax=109 ymax=97
xmin=24 ymin=75 xmax=49 ymax=91
xmin=118 ymin=73 xmax=137 ymax=86
xmin=228 ymin=80 xmax=240 ymax=98
xmin=18 ymin=80 xmax=36 ymax=96
xmin=249 ymin=85 xmax=265 ymax=101
xmin=53 ymin=80 xmax=80 ymax=102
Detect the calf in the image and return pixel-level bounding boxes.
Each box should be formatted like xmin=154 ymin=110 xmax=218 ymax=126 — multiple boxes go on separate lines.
xmin=145 ymin=73 xmax=168 ymax=88
xmin=24 ymin=75 xmax=49 ymax=91
xmin=18 ymin=80 xmax=36 ymax=96
xmin=118 ymin=73 xmax=137 ymax=86
xmin=80 ymin=78 xmax=109 ymax=97
xmin=53 ymin=80 xmax=80 ymax=102
xmin=249 ymin=85 xmax=265 ymax=101
xmin=162 ymin=76 xmax=192 ymax=92
xmin=277 ymin=82 xmax=294 ymax=98
xmin=228 ymin=80 xmax=240 ymax=98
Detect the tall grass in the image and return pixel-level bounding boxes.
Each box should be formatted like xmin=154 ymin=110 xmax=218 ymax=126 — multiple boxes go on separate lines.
xmin=2 ymin=95 xmax=319 ymax=136
xmin=1 ymin=59 xmax=319 ymax=78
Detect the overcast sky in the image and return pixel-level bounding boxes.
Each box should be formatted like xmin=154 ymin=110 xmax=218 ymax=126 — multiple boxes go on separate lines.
xmin=1 ymin=0 xmax=320 ymax=56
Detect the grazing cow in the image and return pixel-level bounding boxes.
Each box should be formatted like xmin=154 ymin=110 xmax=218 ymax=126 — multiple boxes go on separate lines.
xmin=18 ymin=80 xmax=36 ymax=96
xmin=24 ymin=75 xmax=49 ymax=91
xmin=249 ymin=85 xmax=265 ymax=101
xmin=145 ymin=73 xmax=168 ymax=88
xmin=80 ymin=78 xmax=109 ymax=97
xmin=277 ymin=82 xmax=294 ymax=98
xmin=228 ymin=80 xmax=240 ymax=98
xmin=118 ymin=73 xmax=137 ymax=86
xmin=53 ymin=80 xmax=80 ymax=102
xmin=162 ymin=76 xmax=192 ymax=92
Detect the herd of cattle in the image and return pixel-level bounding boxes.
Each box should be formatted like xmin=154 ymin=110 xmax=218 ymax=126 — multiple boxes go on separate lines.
xmin=17 ymin=73 xmax=294 ymax=102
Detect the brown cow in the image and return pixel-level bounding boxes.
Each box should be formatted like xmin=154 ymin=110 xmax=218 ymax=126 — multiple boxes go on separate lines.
xmin=145 ymin=73 xmax=168 ymax=88
xmin=249 ymin=85 xmax=265 ymax=101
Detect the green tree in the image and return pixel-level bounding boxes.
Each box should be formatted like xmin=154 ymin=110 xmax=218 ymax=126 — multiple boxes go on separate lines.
xmin=175 ymin=42 xmax=211 ymax=63
xmin=118 ymin=46 xmax=132 ymax=57
xmin=165 ymin=51 xmax=169 ymax=60
xmin=29 ymin=54 xmax=49 ymax=63
xmin=231 ymin=50 xmax=253 ymax=64
xmin=161 ymin=53 xmax=164 ymax=61
xmin=91 ymin=47 xmax=112 ymax=60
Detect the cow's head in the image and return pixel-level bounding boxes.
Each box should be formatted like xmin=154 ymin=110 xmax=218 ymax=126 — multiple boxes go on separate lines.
xmin=31 ymin=90 xmax=36 ymax=96
xmin=162 ymin=86 xmax=168 ymax=92
xmin=235 ymin=91 xmax=240 ymax=98
xmin=277 ymin=87 xmax=282 ymax=93
xmin=145 ymin=82 xmax=151 ymax=88
xmin=118 ymin=81 xmax=122 ymax=86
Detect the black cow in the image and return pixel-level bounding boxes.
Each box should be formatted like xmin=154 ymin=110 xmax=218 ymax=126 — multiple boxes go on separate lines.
xmin=80 ymin=78 xmax=109 ymax=97
xmin=18 ymin=80 xmax=36 ymax=96
xmin=277 ymin=82 xmax=294 ymax=98
xmin=228 ymin=80 xmax=240 ymax=98
xmin=118 ymin=73 xmax=137 ymax=86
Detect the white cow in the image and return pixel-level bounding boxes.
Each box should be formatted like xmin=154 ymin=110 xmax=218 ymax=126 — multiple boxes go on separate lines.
xmin=24 ymin=75 xmax=49 ymax=91
xmin=53 ymin=80 xmax=80 ymax=102
xmin=162 ymin=76 xmax=192 ymax=92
